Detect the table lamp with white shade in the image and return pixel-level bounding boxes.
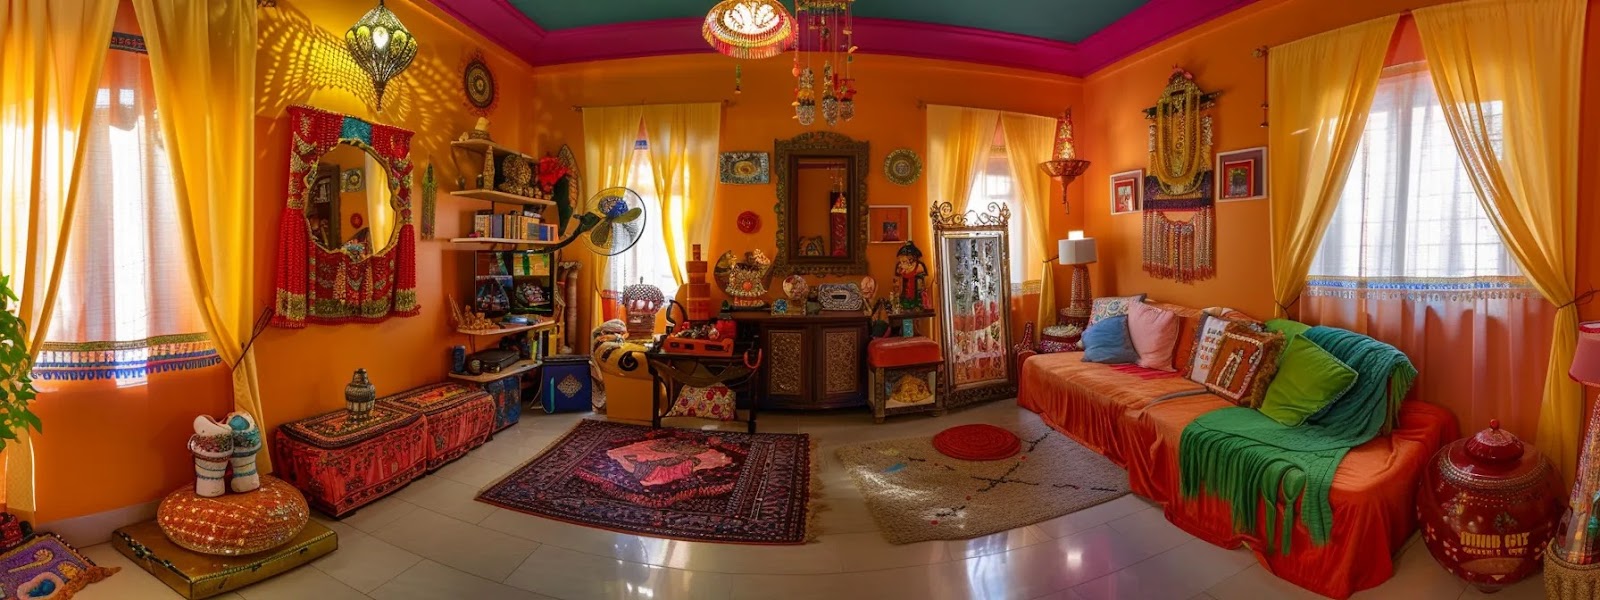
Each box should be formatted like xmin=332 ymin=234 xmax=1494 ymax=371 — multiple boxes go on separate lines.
xmin=1058 ymin=231 xmax=1098 ymax=326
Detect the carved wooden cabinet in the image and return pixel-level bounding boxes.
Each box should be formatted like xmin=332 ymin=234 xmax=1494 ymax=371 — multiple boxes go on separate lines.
xmin=734 ymin=313 xmax=868 ymax=410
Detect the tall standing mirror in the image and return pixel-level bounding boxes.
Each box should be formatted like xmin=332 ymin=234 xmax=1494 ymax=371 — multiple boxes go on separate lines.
xmin=931 ymin=201 xmax=1016 ymax=408
xmin=774 ymin=132 xmax=868 ymax=276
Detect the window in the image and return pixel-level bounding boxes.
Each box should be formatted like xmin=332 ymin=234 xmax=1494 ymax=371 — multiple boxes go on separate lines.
xmin=32 ymin=36 xmax=216 ymax=383
xmin=1309 ymin=65 xmax=1518 ymax=283
xmin=965 ymin=125 xmax=1035 ymax=291
xmin=606 ymin=140 xmax=678 ymax=301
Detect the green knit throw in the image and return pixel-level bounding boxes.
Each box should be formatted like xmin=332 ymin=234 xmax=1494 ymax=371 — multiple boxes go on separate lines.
xmin=1178 ymin=326 xmax=1417 ymax=554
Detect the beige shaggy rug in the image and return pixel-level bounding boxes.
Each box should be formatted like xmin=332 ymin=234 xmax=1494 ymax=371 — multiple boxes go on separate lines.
xmin=836 ymin=417 xmax=1130 ymax=544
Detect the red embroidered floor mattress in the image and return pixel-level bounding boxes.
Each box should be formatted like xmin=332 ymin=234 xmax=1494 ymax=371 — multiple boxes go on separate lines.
xmin=380 ymin=382 xmax=495 ymax=470
xmin=273 ymin=403 xmax=428 ymax=518
xmin=1017 ymin=351 xmax=1456 ymax=599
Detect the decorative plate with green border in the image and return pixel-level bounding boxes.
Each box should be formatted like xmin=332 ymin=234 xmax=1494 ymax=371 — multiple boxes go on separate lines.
xmin=463 ymin=53 xmax=497 ymax=114
xmin=884 ymin=148 xmax=922 ymax=186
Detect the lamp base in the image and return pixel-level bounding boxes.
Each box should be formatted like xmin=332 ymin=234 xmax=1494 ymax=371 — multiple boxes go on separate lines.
xmin=1061 ymin=264 xmax=1092 ymax=327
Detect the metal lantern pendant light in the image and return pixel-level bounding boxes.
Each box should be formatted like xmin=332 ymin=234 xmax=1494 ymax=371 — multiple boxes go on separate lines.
xmin=346 ymin=0 xmax=418 ymax=112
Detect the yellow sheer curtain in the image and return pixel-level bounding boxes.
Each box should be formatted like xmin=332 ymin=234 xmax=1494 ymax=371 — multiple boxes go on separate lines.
xmin=1267 ymin=16 xmax=1398 ymax=318
xmin=926 ymin=105 xmax=998 ymax=212
xmin=0 ymin=0 xmax=118 ymax=521
xmin=640 ymin=103 xmax=721 ymax=285
xmin=130 ymin=0 xmax=265 ymax=469
xmin=1414 ymin=0 xmax=1586 ymax=485
xmin=580 ymin=106 xmax=644 ymax=333
xmin=999 ymin=112 xmax=1057 ymax=328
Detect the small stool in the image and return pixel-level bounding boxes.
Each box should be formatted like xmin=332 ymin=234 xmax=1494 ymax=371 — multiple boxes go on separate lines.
xmin=867 ymin=336 xmax=944 ymax=423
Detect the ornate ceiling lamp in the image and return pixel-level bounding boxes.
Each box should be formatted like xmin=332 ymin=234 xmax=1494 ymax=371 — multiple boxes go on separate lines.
xmin=1039 ymin=109 xmax=1090 ymax=215
xmin=704 ymin=0 xmax=796 ymax=93
xmin=345 ymin=0 xmax=418 ymax=112
xmin=793 ymin=0 xmax=856 ymax=127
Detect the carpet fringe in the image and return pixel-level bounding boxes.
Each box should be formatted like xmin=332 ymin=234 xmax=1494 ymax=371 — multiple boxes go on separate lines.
xmin=805 ymin=436 xmax=827 ymax=543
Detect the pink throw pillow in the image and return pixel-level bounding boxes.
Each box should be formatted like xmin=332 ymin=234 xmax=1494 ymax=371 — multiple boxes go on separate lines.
xmin=1126 ymin=301 xmax=1180 ymax=371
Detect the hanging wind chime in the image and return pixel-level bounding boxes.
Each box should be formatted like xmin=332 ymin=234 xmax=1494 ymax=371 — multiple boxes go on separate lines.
xmin=703 ymin=0 xmax=797 ymax=93
xmin=1141 ymin=68 xmax=1220 ymax=284
xmin=793 ymin=0 xmax=856 ymax=127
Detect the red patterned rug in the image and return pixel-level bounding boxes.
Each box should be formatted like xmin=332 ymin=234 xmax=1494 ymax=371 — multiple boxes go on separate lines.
xmin=932 ymin=424 xmax=1020 ymax=461
xmin=476 ymin=419 xmax=818 ymax=545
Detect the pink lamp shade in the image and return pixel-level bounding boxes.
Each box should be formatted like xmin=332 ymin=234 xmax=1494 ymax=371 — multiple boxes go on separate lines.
xmin=1571 ymin=321 xmax=1600 ymax=386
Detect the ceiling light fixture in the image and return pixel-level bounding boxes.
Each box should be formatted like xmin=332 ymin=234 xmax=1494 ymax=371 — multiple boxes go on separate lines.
xmin=345 ymin=0 xmax=418 ymax=112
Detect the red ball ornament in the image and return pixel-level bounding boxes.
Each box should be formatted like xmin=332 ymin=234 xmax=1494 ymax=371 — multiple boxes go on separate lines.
xmin=1416 ymin=420 xmax=1563 ymax=593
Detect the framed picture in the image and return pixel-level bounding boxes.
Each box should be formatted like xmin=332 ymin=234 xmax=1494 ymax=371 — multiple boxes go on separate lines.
xmin=719 ymin=151 xmax=770 ymax=185
xmin=1216 ymin=146 xmax=1267 ymax=201
xmin=868 ymin=205 xmax=911 ymax=244
xmin=1110 ymin=169 xmax=1143 ymax=215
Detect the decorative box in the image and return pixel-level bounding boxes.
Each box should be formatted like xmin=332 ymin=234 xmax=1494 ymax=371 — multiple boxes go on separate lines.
xmin=1417 ymin=420 xmax=1564 ymax=592
xmin=482 ymin=375 xmax=523 ymax=432
xmin=540 ymin=354 xmax=593 ymax=414
xmin=866 ymin=336 xmax=944 ymax=423
xmin=113 ymin=519 xmax=337 ymax=600
xmin=274 ymin=404 xmax=427 ymax=517
xmin=816 ymin=283 xmax=864 ymax=311
xmin=380 ymin=382 xmax=496 ymax=470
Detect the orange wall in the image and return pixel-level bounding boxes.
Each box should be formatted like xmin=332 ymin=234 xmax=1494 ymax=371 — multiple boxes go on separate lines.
xmin=1078 ymin=0 xmax=1600 ymax=322
xmin=528 ymin=54 xmax=1084 ymax=339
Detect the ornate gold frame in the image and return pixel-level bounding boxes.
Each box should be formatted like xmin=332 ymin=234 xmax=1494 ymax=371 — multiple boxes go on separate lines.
xmin=773 ymin=131 xmax=869 ymax=277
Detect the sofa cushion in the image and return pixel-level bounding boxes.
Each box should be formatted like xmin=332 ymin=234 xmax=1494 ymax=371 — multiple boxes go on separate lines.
xmin=1126 ymin=301 xmax=1181 ymax=371
xmin=1260 ymin=336 xmax=1358 ymax=426
xmin=1088 ymin=294 xmax=1147 ymax=328
xmin=868 ymin=336 xmax=941 ymax=367
xmin=1203 ymin=322 xmax=1285 ymax=407
xmin=1081 ymin=315 xmax=1139 ymax=364
xmin=1266 ymin=318 xmax=1313 ymax=348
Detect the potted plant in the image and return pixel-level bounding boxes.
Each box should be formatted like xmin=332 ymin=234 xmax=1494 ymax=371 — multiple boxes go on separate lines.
xmin=0 ymin=273 xmax=43 ymax=447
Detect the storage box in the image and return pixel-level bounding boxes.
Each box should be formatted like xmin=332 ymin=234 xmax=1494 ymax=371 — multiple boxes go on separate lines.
xmin=273 ymin=404 xmax=428 ymax=517
xmin=112 ymin=520 xmax=337 ymax=600
xmin=483 ymin=375 xmax=523 ymax=432
xmin=380 ymin=382 xmax=496 ymax=470
xmin=539 ymin=355 xmax=593 ymax=413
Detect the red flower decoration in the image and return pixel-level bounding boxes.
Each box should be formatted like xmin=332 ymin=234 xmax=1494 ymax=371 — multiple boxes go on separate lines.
xmin=537 ymin=156 xmax=569 ymax=192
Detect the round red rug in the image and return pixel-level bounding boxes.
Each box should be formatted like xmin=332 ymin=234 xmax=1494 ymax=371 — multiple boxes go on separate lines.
xmin=932 ymin=424 xmax=1020 ymax=461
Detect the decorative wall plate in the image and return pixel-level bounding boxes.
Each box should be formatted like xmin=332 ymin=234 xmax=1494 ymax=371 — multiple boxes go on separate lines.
xmin=782 ymin=274 xmax=809 ymax=302
xmin=883 ymin=148 xmax=922 ymax=186
xmin=859 ymin=275 xmax=877 ymax=300
xmin=737 ymin=210 xmax=761 ymax=234
xmin=720 ymin=151 xmax=770 ymax=185
xmin=340 ymin=167 xmax=364 ymax=192
xmin=462 ymin=53 xmax=497 ymax=114
xmin=349 ymin=212 xmax=364 ymax=230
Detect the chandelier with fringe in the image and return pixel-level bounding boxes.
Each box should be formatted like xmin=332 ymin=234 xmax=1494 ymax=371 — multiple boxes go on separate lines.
xmin=703 ymin=0 xmax=796 ymax=60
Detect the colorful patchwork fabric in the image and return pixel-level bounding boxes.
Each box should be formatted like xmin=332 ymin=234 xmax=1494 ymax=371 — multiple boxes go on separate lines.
xmin=1087 ymin=294 xmax=1147 ymax=328
xmin=1039 ymin=324 xmax=1083 ymax=353
xmin=278 ymin=404 xmax=421 ymax=448
xmin=668 ymin=384 xmax=738 ymax=421
xmin=1203 ymin=322 xmax=1284 ymax=408
xmin=0 ymin=533 xmax=117 ymax=600
xmin=273 ymin=412 xmax=428 ymax=517
xmin=380 ymin=383 xmax=495 ymax=470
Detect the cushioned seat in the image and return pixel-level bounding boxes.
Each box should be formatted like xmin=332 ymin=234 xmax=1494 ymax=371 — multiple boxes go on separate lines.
xmin=867 ymin=336 xmax=941 ymax=367
xmin=1019 ymin=349 xmax=1456 ymax=599
xmin=380 ymin=382 xmax=496 ymax=471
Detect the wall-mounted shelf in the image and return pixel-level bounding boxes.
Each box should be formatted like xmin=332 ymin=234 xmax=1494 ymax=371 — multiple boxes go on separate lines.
xmin=450 ymin=237 xmax=558 ymax=247
xmin=447 ymin=359 xmax=540 ymax=383
xmin=450 ymin=189 xmax=555 ymax=207
xmin=450 ymin=139 xmax=536 ymax=161
xmin=457 ymin=320 xmax=557 ymax=337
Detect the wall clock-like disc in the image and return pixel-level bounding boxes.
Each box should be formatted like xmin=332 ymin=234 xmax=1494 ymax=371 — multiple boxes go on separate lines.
xmin=884 ymin=148 xmax=923 ymax=186
xmin=463 ymin=58 xmax=496 ymax=111
xmin=737 ymin=210 xmax=761 ymax=234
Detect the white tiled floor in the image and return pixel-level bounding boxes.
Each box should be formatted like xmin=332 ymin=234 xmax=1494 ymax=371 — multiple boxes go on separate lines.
xmin=77 ymin=402 xmax=1544 ymax=600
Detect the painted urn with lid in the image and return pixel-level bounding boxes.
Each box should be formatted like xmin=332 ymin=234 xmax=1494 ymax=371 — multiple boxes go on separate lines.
xmin=1417 ymin=419 xmax=1563 ymax=592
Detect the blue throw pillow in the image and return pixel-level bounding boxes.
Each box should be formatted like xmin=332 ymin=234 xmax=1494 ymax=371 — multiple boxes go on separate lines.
xmin=1081 ymin=315 xmax=1140 ymax=364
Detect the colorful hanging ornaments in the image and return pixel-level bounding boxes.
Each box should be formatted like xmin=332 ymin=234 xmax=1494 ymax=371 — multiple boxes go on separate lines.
xmin=792 ymin=0 xmax=856 ymax=127
xmin=737 ymin=211 xmax=762 ymax=234
xmin=703 ymin=0 xmax=796 ymax=60
xmin=884 ymin=148 xmax=922 ymax=186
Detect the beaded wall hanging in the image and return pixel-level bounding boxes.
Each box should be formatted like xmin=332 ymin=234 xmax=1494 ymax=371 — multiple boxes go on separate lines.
xmin=1141 ymin=68 xmax=1220 ymax=284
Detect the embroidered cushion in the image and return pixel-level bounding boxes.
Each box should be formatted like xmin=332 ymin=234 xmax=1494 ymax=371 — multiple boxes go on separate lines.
xmin=668 ymin=384 xmax=737 ymax=421
xmin=1087 ymin=294 xmax=1147 ymax=328
xmin=1260 ymin=336 xmax=1358 ymax=426
xmin=1203 ymin=322 xmax=1285 ymax=407
xmin=1081 ymin=315 xmax=1140 ymax=364
xmin=1039 ymin=324 xmax=1084 ymax=353
xmin=1126 ymin=302 xmax=1181 ymax=371
xmin=1185 ymin=310 xmax=1264 ymax=384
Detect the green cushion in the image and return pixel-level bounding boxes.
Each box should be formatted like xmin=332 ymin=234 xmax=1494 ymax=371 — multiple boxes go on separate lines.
xmin=1259 ymin=335 xmax=1358 ymax=427
xmin=1264 ymin=318 xmax=1312 ymax=346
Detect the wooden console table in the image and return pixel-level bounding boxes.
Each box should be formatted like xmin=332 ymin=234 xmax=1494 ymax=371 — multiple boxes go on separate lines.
xmin=645 ymin=344 xmax=762 ymax=433
xmin=733 ymin=312 xmax=869 ymax=410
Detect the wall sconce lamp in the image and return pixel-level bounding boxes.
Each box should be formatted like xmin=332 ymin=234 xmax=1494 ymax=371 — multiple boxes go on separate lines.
xmin=1039 ymin=109 xmax=1091 ymax=216
xmin=346 ymin=0 xmax=418 ymax=112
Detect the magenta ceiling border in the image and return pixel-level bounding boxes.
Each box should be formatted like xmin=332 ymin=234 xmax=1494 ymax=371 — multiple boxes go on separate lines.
xmin=429 ymin=0 xmax=1260 ymax=78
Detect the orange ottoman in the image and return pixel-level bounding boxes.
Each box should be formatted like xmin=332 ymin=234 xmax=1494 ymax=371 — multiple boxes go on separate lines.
xmin=380 ymin=382 xmax=496 ymax=471
xmin=866 ymin=336 xmax=944 ymax=422
xmin=274 ymin=404 xmax=428 ymax=518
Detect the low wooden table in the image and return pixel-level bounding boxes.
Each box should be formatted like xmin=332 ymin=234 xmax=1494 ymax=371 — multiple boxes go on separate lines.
xmin=644 ymin=343 xmax=764 ymax=433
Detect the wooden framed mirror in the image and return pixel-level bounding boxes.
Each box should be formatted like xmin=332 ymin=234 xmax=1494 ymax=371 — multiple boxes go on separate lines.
xmin=272 ymin=105 xmax=418 ymax=327
xmin=930 ymin=201 xmax=1016 ymax=408
xmin=773 ymin=132 xmax=868 ymax=276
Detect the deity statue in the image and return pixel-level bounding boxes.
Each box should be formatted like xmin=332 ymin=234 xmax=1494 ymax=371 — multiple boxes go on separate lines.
xmin=893 ymin=240 xmax=928 ymax=312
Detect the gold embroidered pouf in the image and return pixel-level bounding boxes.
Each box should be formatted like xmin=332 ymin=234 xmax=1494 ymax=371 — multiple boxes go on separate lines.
xmin=156 ymin=475 xmax=309 ymax=556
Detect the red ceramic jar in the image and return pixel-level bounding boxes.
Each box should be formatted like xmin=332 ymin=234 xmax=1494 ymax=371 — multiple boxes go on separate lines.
xmin=1417 ymin=420 xmax=1564 ymax=592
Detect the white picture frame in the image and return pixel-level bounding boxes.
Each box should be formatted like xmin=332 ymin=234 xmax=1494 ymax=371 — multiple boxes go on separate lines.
xmin=1109 ymin=169 xmax=1143 ymax=215
xmin=1215 ymin=146 xmax=1267 ymax=202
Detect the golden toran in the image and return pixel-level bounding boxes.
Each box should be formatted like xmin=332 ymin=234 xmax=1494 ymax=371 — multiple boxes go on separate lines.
xmin=1148 ymin=73 xmax=1212 ymax=195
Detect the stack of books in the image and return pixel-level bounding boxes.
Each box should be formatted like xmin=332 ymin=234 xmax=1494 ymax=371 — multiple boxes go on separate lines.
xmin=472 ymin=210 xmax=557 ymax=241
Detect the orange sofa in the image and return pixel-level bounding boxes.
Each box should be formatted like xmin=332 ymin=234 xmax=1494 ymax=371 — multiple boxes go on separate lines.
xmin=1016 ymin=303 xmax=1457 ymax=599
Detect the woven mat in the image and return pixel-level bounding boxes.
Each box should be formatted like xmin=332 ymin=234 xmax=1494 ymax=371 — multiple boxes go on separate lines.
xmin=837 ymin=417 xmax=1129 ymax=544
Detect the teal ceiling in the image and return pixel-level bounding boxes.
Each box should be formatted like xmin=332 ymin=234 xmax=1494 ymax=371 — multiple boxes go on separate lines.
xmin=509 ymin=0 xmax=1153 ymax=44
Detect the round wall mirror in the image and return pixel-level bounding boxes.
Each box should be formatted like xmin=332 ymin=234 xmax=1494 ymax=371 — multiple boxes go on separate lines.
xmin=303 ymin=142 xmax=399 ymax=259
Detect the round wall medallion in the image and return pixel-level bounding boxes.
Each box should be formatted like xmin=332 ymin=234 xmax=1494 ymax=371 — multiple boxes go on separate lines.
xmin=463 ymin=56 xmax=497 ymax=112
xmin=884 ymin=148 xmax=922 ymax=186
xmin=349 ymin=212 xmax=364 ymax=229
xmin=737 ymin=210 xmax=761 ymax=234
